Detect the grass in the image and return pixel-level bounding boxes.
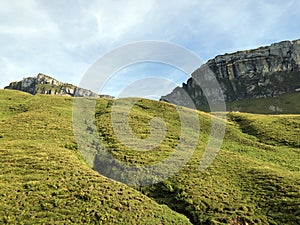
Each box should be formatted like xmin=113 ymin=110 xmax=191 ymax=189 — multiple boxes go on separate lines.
xmin=221 ymin=92 xmax=300 ymax=114
xmin=0 ymin=90 xmax=191 ymax=225
xmin=0 ymin=89 xmax=299 ymax=224
xmin=93 ymin=96 xmax=300 ymax=224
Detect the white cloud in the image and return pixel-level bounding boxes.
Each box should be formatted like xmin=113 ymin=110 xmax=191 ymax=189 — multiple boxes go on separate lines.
xmin=1 ymin=0 xmax=300 ymax=97
xmin=92 ymin=0 xmax=154 ymax=44
xmin=0 ymin=0 xmax=59 ymax=38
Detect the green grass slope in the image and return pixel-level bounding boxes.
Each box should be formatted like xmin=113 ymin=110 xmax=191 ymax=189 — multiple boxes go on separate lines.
xmin=1 ymin=89 xmax=299 ymax=225
xmin=0 ymin=90 xmax=191 ymax=225
xmin=93 ymin=97 xmax=300 ymax=224
xmin=198 ymin=92 xmax=300 ymax=114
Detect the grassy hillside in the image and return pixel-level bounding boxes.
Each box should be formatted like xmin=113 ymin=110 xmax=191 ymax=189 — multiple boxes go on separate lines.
xmin=93 ymin=96 xmax=300 ymax=224
xmin=0 ymin=90 xmax=191 ymax=225
xmin=0 ymin=89 xmax=299 ymax=224
xmin=198 ymin=92 xmax=300 ymax=114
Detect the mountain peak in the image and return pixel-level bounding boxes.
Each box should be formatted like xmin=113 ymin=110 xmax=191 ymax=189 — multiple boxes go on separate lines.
xmin=4 ymin=74 xmax=113 ymax=99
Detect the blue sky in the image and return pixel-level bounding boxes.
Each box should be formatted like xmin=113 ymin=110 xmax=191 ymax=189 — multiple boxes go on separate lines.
xmin=1 ymin=0 xmax=300 ymax=97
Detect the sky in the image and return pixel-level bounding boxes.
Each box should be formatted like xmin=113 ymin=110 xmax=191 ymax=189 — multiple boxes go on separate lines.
xmin=1 ymin=0 xmax=300 ymax=98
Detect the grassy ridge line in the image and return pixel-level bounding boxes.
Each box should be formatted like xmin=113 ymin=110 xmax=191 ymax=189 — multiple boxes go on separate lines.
xmin=0 ymin=90 xmax=192 ymax=225
xmin=227 ymin=112 xmax=300 ymax=148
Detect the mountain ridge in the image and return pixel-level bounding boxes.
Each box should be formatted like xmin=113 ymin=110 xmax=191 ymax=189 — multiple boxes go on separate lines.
xmin=4 ymin=73 xmax=113 ymax=99
xmin=161 ymin=39 xmax=300 ymax=112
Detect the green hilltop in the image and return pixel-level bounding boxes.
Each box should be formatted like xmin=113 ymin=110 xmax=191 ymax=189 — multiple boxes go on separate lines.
xmin=0 ymin=89 xmax=299 ymax=224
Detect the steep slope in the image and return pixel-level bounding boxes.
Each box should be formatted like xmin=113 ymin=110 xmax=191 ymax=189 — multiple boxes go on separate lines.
xmin=0 ymin=90 xmax=191 ymax=225
xmin=161 ymin=39 xmax=300 ymax=113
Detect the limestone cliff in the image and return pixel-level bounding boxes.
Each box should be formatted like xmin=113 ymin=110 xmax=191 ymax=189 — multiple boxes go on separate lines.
xmin=5 ymin=73 xmax=112 ymax=98
xmin=161 ymin=39 xmax=300 ymax=109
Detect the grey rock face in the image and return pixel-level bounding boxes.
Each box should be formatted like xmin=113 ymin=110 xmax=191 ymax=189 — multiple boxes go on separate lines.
xmin=161 ymin=39 xmax=300 ymax=108
xmin=37 ymin=73 xmax=63 ymax=86
xmin=5 ymin=73 xmax=112 ymax=98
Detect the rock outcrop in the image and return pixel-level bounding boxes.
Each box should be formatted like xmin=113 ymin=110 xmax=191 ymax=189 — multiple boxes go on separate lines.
xmin=161 ymin=39 xmax=300 ymax=109
xmin=5 ymin=73 xmax=113 ymax=98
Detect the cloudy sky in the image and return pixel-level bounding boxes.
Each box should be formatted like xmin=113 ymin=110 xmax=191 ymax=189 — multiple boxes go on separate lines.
xmin=1 ymin=0 xmax=300 ymax=97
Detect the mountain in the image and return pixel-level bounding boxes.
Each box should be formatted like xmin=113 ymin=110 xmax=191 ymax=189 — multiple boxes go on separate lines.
xmin=1 ymin=89 xmax=299 ymax=224
xmin=161 ymin=39 xmax=300 ymax=113
xmin=4 ymin=73 xmax=113 ymax=99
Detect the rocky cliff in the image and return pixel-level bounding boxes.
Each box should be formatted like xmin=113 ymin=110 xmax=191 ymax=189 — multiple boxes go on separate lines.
xmin=161 ymin=39 xmax=300 ymax=110
xmin=5 ymin=73 xmax=112 ymax=98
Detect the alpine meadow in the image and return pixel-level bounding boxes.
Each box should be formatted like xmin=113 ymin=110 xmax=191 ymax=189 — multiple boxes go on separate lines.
xmin=0 ymin=89 xmax=299 ymax=224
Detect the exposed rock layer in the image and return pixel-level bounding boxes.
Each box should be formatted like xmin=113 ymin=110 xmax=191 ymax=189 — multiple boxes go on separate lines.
xmin=161 ymin=40 xmax=300 ymax=108
xmin=5 ymin=73 xmax=113 ymax=98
